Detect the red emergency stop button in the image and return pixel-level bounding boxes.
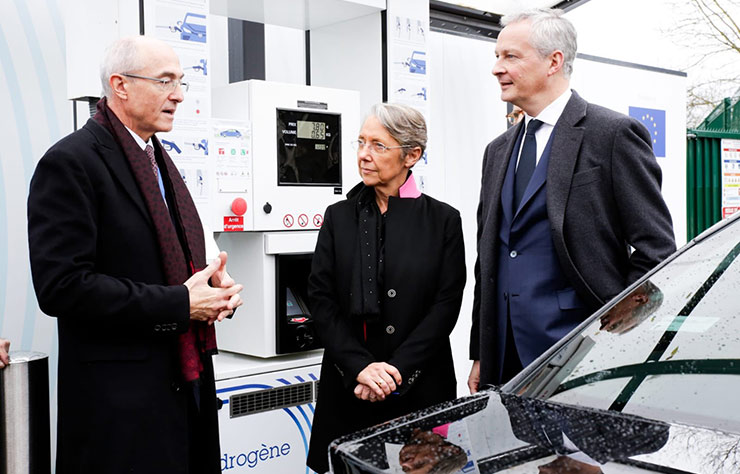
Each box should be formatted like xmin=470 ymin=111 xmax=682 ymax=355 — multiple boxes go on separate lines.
xmin=231 ymin=198 xmax=247 ymax=216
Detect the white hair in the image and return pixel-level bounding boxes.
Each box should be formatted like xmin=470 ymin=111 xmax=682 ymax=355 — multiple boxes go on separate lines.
xmin=501 ymin=8 xmax=577 ymax=79
xmin=367 ymin=103 xmax=427 ymax=157
xmin=99 ymin=37 xmax=145 ymax=99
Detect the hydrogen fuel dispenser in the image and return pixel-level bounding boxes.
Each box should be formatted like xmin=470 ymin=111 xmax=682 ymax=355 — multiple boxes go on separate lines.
xmin=212 ymin=80 xmax=360 ymax=358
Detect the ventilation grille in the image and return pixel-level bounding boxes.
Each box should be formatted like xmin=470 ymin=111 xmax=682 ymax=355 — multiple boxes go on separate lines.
xmin=230 ymin=381 xmax=315 ymax=418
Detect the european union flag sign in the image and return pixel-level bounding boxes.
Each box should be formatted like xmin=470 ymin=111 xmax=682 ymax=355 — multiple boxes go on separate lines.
xmin=629 ymin=106 xmax=666 ymax=157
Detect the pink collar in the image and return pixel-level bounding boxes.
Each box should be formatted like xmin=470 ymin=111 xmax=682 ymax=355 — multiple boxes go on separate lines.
xmin=398 ymin=173 xmax=422 ymax=198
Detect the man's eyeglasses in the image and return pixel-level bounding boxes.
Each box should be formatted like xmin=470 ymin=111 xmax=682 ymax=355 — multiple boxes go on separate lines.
xmin=351 ymin=138 xmax=412 ymax=154
xmin=121 ymin=73 xmax=189 ymax=93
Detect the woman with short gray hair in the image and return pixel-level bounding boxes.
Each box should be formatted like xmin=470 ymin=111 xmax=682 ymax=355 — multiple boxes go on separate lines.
xmin=307 ymin=103 xmax=467 ymax=473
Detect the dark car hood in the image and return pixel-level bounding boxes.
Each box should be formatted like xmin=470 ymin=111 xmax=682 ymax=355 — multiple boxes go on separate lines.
xmin=330 ymin=389 xmax=740 ymax=473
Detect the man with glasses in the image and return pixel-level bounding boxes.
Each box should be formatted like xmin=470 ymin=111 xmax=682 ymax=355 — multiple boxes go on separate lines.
xmin=468 ymin=9 xmax=676 ymax=393
xmin=28 ymin=36 xmax=242 ymax=474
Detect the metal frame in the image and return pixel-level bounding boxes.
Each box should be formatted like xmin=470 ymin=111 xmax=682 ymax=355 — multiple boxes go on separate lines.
xmin=429 ymin=0 xmax=593 ymax=40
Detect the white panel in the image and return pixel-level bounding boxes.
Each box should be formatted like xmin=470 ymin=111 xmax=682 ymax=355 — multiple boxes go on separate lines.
xmin=310 ymin=12 xmax=382 ymax=115
xmin=263 ymin=231 xmax=318 ymax=255
xmin=428 ymin=31 xmax=505 ymax=397
xmin=209 ymin=14 xmax=230 ymax=89
xmin=386 ymin=0 xmax=434 ymax=194
xmin=214 ymin=232 xmax=276 ymax=356
xmin=570 ymin=57 xmax=688 ymax=246
xmin=215 ymin=362 xmax=321 ymax=473
xmin=213 ymin=80 xmax=360 ymax=232
xmin=264 ymin=24 xmax=305 ymax=85
xmin=66 ymin=0 xmax=116 ymax=99
xmin=445 ymin=0 xmax=558 ymax=15
xmin=210 ymin=0 xmax=383 ymax=30
xmin=214 ymin=351 xmax=322 ymax=379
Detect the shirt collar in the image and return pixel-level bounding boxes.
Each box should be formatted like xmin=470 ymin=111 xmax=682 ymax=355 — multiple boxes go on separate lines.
xmin=398 ymin=171 xmax=421 ymax=199
xmin=125 ymin=126 xmax=152 ymax=151
xmin=524 ymin=88 xmax=572 ymax=128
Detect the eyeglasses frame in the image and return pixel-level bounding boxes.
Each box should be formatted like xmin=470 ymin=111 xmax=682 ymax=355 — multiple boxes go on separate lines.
xmin=352 ymin=138 xmax=414 ymax=155
xmin=120 ymin=73 xmax=189 ymax=93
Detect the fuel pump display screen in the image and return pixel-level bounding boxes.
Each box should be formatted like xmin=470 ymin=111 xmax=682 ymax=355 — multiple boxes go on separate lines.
xmin=297 ymin=120 xmax=326 ymax=140
xmin=277 ymin=109 xmax=341 ymax=186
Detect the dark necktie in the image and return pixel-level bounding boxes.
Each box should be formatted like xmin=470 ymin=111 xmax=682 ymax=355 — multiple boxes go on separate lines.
xmin=145 ymin=144 xmax=158 ymax=180
xmin=146 ymin=144 xmax=168 ymax=205
xmin=514 ymin=119 xmax=543 ymax=208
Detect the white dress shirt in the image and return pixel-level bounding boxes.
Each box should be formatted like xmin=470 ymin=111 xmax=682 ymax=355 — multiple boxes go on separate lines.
xmin=516 ymin=89 xmax=573 ymax=169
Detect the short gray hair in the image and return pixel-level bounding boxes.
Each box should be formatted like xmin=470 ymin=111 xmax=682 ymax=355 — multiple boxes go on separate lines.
xmin=367 ymin=103 xmax=427 ymax=157
xmin=501 ymin=8 xmax=577 ymax=79
xmin=99 ymin=37 xmax=145 ymax=99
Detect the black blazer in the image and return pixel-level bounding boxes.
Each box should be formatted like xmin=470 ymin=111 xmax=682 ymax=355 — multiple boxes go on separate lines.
xmin=471 ymin=91 xmax=676 ymax=378
xmin=27 ymin=119 xmax=218 ymax=474
xmin=306 ymin=181 xmax=466 ymax=473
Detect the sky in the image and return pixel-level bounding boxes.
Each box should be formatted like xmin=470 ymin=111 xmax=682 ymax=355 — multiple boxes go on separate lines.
xmin=447 ymin=0 xmax=740 ymax=127
xmin=567 ymin=0 xmax=740 ymax=126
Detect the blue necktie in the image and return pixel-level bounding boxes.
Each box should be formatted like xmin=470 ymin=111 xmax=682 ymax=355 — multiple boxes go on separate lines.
xmin=514 ymin=119 xmax=543 ymax=208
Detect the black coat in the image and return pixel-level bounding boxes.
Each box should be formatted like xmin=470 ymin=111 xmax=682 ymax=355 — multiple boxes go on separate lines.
xmin=306 ymin=182 xmax=467 ymax=473
xmin=27 ymin=119 xmax=220 ymax=474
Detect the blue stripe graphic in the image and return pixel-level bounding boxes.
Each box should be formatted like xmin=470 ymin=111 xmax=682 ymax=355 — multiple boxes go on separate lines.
xmin=45 ymin=0 xmax=65 ymax=56
xmin=295 ymin=375 xmax=306 ymax=382
xmin=14 ymin=0 xmax=62 ymax=351
xmin=308 ymin=372 xmax=317 ymax=381
xmin=295 ymin=404 xmax=312 ymax=431
xmin=282 ymin=408 xmax=310 ymax=474
xmin=0 ymin=151 xmax=6 ymax=334
xmin=216 ymin=383 xmax=272 ymax=394
xmin=0 ymin=22 xmax=34 ymax=341
xmin=14 ymin=0 xmax=60 ymax=141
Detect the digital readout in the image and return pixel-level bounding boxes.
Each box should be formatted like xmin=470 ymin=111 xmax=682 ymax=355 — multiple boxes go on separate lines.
xmin=297 ymin=120 xmax=326 ymax=140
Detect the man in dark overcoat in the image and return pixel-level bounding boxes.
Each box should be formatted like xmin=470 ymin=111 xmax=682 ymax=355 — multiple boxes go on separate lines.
xmin=27 ymin=36 xmax=242 ymax=473
xmin=468 ymin=9 xmax=676 ymax=390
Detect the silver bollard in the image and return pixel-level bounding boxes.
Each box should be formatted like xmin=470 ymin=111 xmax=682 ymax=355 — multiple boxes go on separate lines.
xmin=0 ymin=352 xmax=51 ymax=474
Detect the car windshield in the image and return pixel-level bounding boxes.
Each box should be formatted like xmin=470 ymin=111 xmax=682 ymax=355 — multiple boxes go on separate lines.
xmin=512 ymin=215 xmax=740 ymax=433
xmin=330 ymin=217 xmax=740 ymax=474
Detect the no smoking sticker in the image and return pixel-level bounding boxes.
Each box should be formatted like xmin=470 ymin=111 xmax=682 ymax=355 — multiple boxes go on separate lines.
xmin=313 ymin=214 xmax=323 ymax=227
xmin=298 ymin=214 xmax=309 ymax=227
xmin=283 ymin=214 xmax=294 ymax=228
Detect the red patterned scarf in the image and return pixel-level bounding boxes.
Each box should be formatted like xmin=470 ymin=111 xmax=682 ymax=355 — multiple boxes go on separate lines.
xmin=93 ymin=98 xmax=216 ymax=382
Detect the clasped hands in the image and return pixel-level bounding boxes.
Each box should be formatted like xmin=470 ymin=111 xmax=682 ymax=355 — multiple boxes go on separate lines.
xmin=185 ymin=251 xmax=243 ymax=325
xmin=354 ymin=362 xmax=402 ymax=402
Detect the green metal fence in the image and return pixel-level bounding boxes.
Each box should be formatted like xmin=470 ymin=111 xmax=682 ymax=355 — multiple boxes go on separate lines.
xmin=686 ymin=129 xmax=740 ymax=240
xmin=698 ymin=96 xmax=740 ymax=130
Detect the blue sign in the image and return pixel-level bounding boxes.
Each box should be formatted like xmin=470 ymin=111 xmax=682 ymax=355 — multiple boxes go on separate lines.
xmin=629 ymin=106 xmax=666 ymax=157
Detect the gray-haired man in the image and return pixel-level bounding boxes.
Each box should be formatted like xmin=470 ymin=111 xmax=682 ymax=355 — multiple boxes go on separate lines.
xmin=28 ymin=36 xmax=242 ymax=473
xmin=469 ymin=9 xmax=676 ymax=391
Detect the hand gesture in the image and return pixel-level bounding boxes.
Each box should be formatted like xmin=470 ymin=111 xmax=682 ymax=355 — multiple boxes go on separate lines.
xmin=185 ymin=257 xmax=243 ymax=325
xmin=211 ymin=251 xmax=236 ymax=289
